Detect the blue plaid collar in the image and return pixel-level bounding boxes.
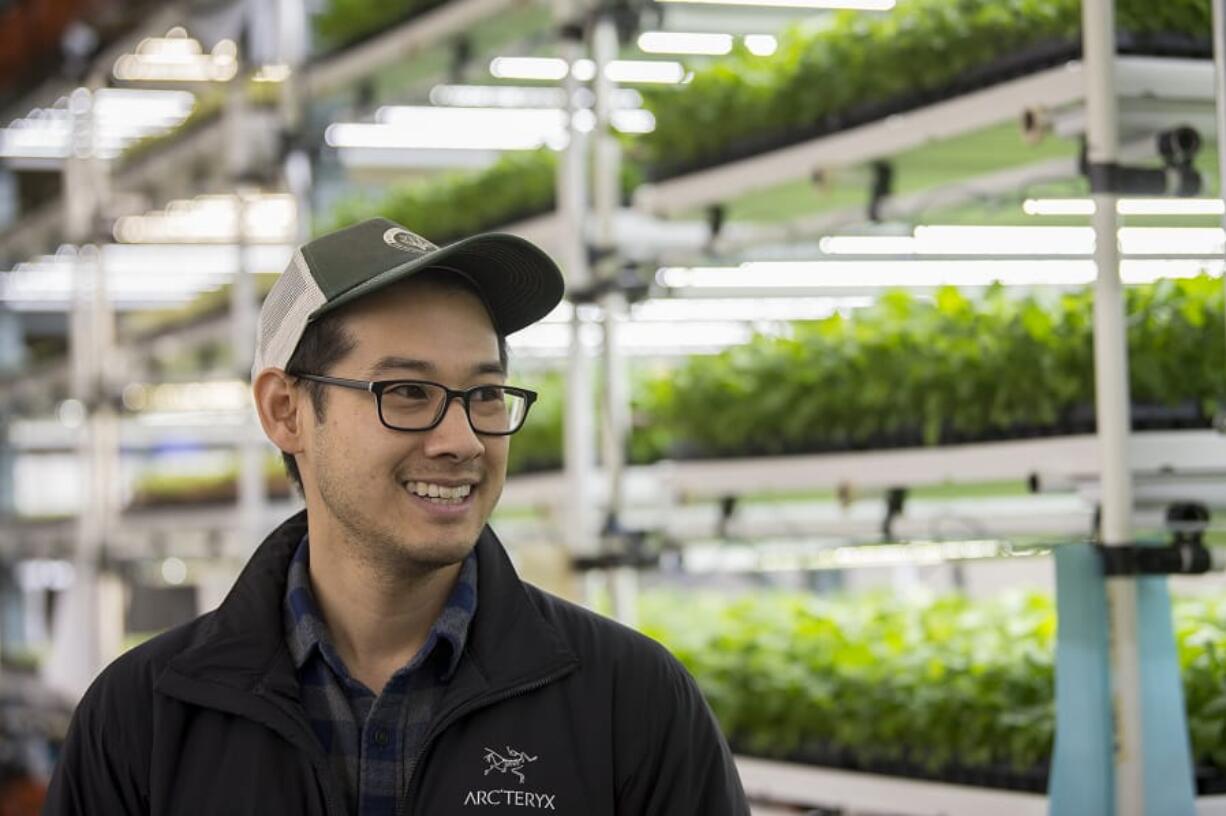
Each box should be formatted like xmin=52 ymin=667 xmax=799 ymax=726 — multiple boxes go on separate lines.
xmin=284 ymin=534 xmax=478 ymax=684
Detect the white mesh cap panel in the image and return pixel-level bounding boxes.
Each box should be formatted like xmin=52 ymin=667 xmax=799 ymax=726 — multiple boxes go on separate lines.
xmin=250 ymin=249 xmax=327 ymax=381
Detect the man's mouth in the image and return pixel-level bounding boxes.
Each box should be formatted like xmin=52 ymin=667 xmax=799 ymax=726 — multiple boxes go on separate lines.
xmin=403 ymin=480 xmax=476 ymax=506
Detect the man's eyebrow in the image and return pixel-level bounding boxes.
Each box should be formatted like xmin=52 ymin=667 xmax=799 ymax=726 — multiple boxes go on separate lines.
xmin=368 ymin=356 xmax=506 ymax=378
xmin=368 ymin=356 xmax=436 ymax=376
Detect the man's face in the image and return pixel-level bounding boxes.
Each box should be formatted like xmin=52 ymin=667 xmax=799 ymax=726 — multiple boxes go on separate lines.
xmin=298 ymin=277 xmax=509 ymax=572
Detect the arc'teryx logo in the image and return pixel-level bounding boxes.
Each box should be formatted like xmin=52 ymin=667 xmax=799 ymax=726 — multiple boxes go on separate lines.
xmin=464 ymin=747 xmax=556 ymax=810
xmin=483 ymin=746 xmax=538 ymax=784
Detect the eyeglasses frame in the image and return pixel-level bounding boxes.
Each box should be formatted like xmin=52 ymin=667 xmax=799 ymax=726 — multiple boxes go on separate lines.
xmin=288 ymin=372 xmax=538 ymax=436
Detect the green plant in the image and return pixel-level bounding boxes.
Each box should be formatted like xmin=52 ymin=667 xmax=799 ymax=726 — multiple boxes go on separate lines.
xmin=313 ymin=0 xmax=447 ymax=51
xmin=640 ymin=588 xmax=1056 ymax=773
xmin=323 ymin=149 xmax=644 ymax=244
xmin=122 ymin=275 xmax=280 ymax=339
xmin=324 ymin=150 xmax=559 ymax=244
xmin=639 ymin=0 xmax=1209 ymax=171
xmin=118 ymin=81 xmax=280 ymax=168
xmin=645 ymin=276 xmax=1225 ymax=457
xmin=129 ymin=454 xmax=290 ymax=507
xmin=641 ymin=586 xmax=1226 ymax=781
xmin=507 ymin=371 xmax=565 ymax=475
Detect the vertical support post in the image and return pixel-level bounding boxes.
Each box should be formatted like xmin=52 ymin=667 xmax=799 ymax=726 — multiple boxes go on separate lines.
xmin=276 ymin=0 xmax=313 ymax=246
xmin=558 ymin=29 xmax=598 ymax=572
xmin=591 ymin=13 xmax=636 ymax=626
xmin=1213 ymin=0 xmax=1226 ymax=352
xmin=1081 ymin=0 xmax=1142 ymax=813
xmin=0 ymin=308 xmax=22 ymax=517
xmin=43 ymin=90 xmax=106 ymax=699
xmin=227 ymin=56 xmax=269 ymax=551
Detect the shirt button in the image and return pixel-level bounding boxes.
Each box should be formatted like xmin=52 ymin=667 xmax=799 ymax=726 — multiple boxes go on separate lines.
xmin=373 ymin=728 xmax=389 ymax=747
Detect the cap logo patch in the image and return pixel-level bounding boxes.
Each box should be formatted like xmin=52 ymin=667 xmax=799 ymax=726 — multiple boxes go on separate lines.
xmin=383 ymin=227 xmax=437 ymax=254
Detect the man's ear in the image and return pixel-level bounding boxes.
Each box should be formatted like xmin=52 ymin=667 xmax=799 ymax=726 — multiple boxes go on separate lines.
xmin=252 ymin=368 xmax=307 ymax=457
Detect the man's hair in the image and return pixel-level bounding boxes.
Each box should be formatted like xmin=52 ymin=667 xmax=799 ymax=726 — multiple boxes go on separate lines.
xmin=279 ymin=270 xmax=510 ymax=496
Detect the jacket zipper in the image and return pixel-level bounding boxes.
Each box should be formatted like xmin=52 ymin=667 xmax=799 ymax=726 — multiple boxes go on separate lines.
xmin=398 ymin=663 xmax=578 ymax=816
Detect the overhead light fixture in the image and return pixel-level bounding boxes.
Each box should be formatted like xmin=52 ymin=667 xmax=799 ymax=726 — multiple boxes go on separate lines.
xmin=113 ymin=27 xmax=238 ymax=83
xmin=912 ymin=225 xmax=1093 ymax=255
xmin=654 ymin=0 xmax=894 ymax=9
xmin=430 ymin=84 xmax=644 ymax=110
xmin=610 ymin=109 xmax=656 ymax=134
xmin=431 ymin=84 xmax=566 ymax=108
xmin=508 ymin=320 xmax=765 ymax=357
xmin=1024 ymin=197 xmax=1226 ymax=217
xmin=570 ymin=59 xmax=598 ymax=82
xmin=1119 ymin=198 xmax=1226 ymax=216
xmin=328 ymin=107 xmax=568 ymax=152
xmin=489 ymin=56 xmax=688 ymax=85
xmin=489 ymin=57 xmax=569 ymax=81
xmin=819 ymin=235 xmax=917 ymax=255
xmin=328 ymin=101 xmax=652 ymax=154
xmin=429 ymin=84 xmax=644 ymax=110
xmin=1118 ymin=226 xmax=1224 ymax=256
xmin=113 ymin=194 xmax=297 ymax=244
xmin=1022 ymin=198 xmax=1096 ymax=216
xmin=122 ymin=380 xmax=250 ymax=413
xmin=629 ymin=296 xmax=871 ymax=322
xmin=252 ymin=64 xmax=292 ymax=83
xmin=656 ymin=258 xmax=1224 ymax=290
xmin=819 ymin=225 xmax=1226 ymax=257
xmin=637 ymin=31 xmax=734 ymax=56
xmin=0 ymin=243 xmax=292 ymax=310
xmin=743 ymin=35 xmax=779 ymax=56
xmin=682 ymin=538 xmax=1044 ymax=574
xmin=605 ymin=60 xmax=687 ymax=84
xmin=0 ymin=88 xmax=194 ymax=160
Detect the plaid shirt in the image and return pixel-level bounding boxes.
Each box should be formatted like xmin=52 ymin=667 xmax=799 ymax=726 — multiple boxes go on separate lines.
xmin=283 ymin=535 xmax=478 ymax=816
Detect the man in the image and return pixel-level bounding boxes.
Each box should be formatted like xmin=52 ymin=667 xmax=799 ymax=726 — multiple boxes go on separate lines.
xmin=45 ymin=218 xmax=749 ymax=815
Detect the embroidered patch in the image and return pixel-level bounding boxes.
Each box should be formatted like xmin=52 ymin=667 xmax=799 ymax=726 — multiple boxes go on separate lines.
xmin=383 ymin=227 xmax=438 ymax=254
xmin=483 ymin=746 xmax=538 ymax=784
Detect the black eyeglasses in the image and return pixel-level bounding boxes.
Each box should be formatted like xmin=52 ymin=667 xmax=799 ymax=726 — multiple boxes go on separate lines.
xmin=289 ymin=373 xmax=538 ymax=436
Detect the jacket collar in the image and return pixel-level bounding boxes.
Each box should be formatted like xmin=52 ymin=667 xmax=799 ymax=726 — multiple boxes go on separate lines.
xmin=158 ymin=509 xmax=578 ymax=711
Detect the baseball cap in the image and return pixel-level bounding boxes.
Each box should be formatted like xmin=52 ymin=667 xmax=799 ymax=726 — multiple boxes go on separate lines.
xmin=251 ymin=217 xmax=565 ymax=380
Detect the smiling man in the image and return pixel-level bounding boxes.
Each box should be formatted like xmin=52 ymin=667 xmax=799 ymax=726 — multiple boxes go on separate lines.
xmin=45 ymin=218 xmax=749 ymax=815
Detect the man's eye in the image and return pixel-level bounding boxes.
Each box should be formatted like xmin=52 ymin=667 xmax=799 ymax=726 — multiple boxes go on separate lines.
xmin=388 ymin=384 xmax=431 ymax=400
xmin=472 ymin=386 xmax=506 ymax=402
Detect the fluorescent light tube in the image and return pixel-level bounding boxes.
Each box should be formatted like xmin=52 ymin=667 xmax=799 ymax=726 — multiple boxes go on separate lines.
xmin=637 ymin=31 xmax=734 ymax=56
xmin=656 ymin=258 xmax=1224 ymax=290
xmin=489 ymin=57 xmax=569 ymax=81
xmin=604 ymin=60 xmax=687 ymax=84
xmin=1023 ymin=198 xmax=1096 ymax=216
xmin=1024 ymin=197 xmax=1226 ymax=217
xmin=743 ymin=35 xmax=779 ymax=56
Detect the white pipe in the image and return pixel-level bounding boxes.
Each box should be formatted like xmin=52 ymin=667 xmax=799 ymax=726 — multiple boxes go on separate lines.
xmin=592 ymin=14 xmax=637 ymax=623
xmin=1082 ymin=0 xmax=1143 ymax=813
xmin=558 ymin=36 xmax=598 ymax=564
xmin=1213 ymin=0 xmax=1226 ymax=364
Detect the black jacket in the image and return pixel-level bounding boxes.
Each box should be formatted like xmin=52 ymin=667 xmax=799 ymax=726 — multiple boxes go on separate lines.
xmin=44 ymin=510 xmax=749 ymax=815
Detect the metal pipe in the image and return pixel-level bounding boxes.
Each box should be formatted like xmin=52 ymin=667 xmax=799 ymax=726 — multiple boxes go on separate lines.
xmin=558 ymin=33 xmax=598 ymax=566
xmin=1213 ymin=0 xmax=1226 ymax=362
xmin=1082 ymin=0 xmax=1143 ymax=812
xmin=591 ymin=14 xmax=636 ymax=623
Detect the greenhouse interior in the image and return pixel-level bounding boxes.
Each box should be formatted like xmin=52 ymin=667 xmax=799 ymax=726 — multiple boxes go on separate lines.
xmin=2 ymin=0 xmax=1226 ymax=813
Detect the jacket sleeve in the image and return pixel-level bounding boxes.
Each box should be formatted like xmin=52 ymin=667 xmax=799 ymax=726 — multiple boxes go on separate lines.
xmin=614 ymin=643 xmax=750 ymax=816
xmin=43 ymin=664 xmax=150 ymax=816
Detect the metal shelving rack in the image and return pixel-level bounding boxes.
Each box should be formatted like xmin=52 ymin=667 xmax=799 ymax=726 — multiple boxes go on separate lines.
xmin=0 ymin=1 xmax=1224 ymax=812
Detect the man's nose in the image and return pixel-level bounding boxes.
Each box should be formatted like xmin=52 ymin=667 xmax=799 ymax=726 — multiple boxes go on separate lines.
xmin=423 ymin=395 xmax=484 ymax=460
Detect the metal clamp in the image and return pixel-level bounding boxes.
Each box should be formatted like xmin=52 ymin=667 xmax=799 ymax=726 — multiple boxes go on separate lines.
xmin=1097 ymin=502 xmax=1213 ymax=576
